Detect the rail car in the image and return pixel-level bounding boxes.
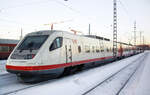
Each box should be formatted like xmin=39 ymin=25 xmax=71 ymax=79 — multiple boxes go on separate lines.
xmin=0 ymin=39 xmax=19 ymax=59
xmin=6 ymin=30 xmax=141 ymax=82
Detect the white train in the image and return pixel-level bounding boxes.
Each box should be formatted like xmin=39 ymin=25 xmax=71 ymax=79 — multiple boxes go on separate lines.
xmin=6 ymin=30 xmax=141 ymax=82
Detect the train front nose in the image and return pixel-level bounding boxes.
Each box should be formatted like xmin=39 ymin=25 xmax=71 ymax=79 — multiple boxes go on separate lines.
xmin=6 ymin=60 xmax=28 ymax=74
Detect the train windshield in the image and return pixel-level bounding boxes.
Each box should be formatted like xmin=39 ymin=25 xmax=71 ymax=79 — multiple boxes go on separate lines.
xmin=17 ymin=35 xmax=48 ymax=50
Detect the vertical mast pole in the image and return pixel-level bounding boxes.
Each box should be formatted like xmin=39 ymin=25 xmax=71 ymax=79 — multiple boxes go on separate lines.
xmin=89 ymin=24 xmax=91 ymax=35
xmin=113 ymin=0 xmax=117 ymax=57
xmin=134 ymin=21 xmax=136 ymax=46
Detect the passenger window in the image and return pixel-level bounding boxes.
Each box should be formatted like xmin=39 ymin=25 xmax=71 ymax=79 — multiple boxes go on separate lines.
xmin=92 ymin=46 xmax=95 ymax=52
xmin=85 ymin=45 xmax=90 ymax=53
xmin=49 ymin=37 xmax=63 ymax=51
xmin=78 ymin=46 xmax=81 ymax=53
xmin=96 ymin=46 xmax=100 ymax=52
xmin=107 ymin=48 xmax=109 ymax=52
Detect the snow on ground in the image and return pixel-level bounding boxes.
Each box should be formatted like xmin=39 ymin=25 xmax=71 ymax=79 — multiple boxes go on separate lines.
xmin=113 ymin=51 xmax=150 ymax=95
xmin=85 ymin=51 xmax=150 ymax=95
xmin=86 ymin=52 xmax=149 ymax=95
xmin=6 ymin=53 xmax=145 ymax=95
xmin=117 ymin=52 xmax=149 ymax=95
xmin=133 ymin=52 xmax=150 ymax=95
xmin=0 ymin=60 xmax=7 ymax=74
xmin=1 ymin=52 xmax=150 ymax=95
xmin=85 ymin=54 xmax=146 ymax=95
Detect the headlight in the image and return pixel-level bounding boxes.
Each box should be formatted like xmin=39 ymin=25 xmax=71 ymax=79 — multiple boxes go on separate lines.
xmin=24 ymin=54 xmax=35 ymax=59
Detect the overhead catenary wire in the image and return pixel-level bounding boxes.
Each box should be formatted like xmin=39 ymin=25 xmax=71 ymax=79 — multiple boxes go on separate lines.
xmin=118 ymin=0 xmax=129 ymax=16
xmin=0 ymin=0 xmax=53 ymax=11
xmin=0 ymin=0 xmax=82 ymax=17
xmin=0 ymin=0 xmax=54 ymax=26
xmin=117 ymin=0 xmax=137 ymax=45
xmin=0 ymin=0 xmax=75 ymax=29
xmin=0 ymin=0 xmax=80 ymax=15
xmin=0 ymin=0 xmax=136 ymax=37
xmin=53 ymin=0 xmax=81 ymax=14
xmin=118 ymin=0 xmax=138 ymax=45
xmin=118 ymin=0 xmax=133 ymax=21
xmin=0 ymin=0 xmax=88 ymax=27
xmin=0 ymin=17 xmax=23 ymax=25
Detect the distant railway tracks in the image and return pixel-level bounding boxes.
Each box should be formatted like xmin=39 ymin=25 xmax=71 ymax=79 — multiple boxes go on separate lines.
xmin=82 ymin=53 xmax=147 ymax=95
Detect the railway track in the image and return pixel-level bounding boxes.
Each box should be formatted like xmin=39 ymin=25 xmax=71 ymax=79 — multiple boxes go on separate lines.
xmin=0 ymin=74 xmax=58 ymax=95
xmin=0 ymin=72 xmax=40 ymax=95
xmin=82 ymin=53 xmax=147 ymax=95
xmin=0 ymin=73 xmax=13 ymax=78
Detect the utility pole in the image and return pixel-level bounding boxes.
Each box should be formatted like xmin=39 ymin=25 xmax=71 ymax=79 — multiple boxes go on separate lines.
xmin=134 ymin=21 xmax=136 ymax=46
xmin=143 ymin=36 xmax=145 ymax=51
xmin=143 ymin=36 xmax=144 ymax=45
xmin=113 ymin=0 xmax=117 ymax=57
xmin=140 ymin=31 xmax=141 ymax=45
xmin=20 ymin=28 xmax=23 ymax=40
xmin=89 ymin=24 xmax=91 ymax=35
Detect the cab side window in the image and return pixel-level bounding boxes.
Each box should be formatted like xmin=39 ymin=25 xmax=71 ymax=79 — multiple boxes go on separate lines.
xmin=49 ymin=37 xmax=63 ymax=51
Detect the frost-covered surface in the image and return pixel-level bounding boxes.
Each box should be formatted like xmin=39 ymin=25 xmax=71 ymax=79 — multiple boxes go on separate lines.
xmin=116 ymin=51 xmax=150 ymax=95
xmin=5 ymin=53 xmax=145 ymax=95
xmin=133 ymin=52 xmax=150 ymax=95
xmin=86 ymin=51 xmax=150 ymax=95
xmin=1 ymin=52 xmax=150 ymax=95
xmin=86 ymin=52 xmax=149 ymax=95
xmin=0 ymin=60 xmax=38 ymax=95
xmin=118 ymin=53 xmax=148 ymax=95
xmin=0 ymin=60 xmax=7 ymax=74
xmin=85 ymin=54 xmax=145 ymax=95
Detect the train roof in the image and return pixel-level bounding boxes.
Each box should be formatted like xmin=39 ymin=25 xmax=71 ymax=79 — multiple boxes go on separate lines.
xmin=117 ymin=41 xmax=133 ymax=46
xmin=29 ymin=30 xmax=110 ymax=40
xmin=84 ymin=35 xmax=110 ymax=41
xmin=0 ymin=39 xmax=19 ymax=44
xmin=23 ymin=30 xmax=140 ymax=47
xmin=29 ymin=30 xmax=137 ymax=46
xmin=28 ymin=30 xmax=64 ymax=35
xmin=28 ymin=30 xmax=138 ymax=46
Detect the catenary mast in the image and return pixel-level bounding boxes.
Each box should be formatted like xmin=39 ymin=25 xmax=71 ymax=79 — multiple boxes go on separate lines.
xmin=113 ymin=0 xmax=117 ymax=57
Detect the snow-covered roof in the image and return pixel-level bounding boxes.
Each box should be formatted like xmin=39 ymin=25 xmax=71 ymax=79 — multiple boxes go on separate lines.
xmin=0 ymin=39 xmax=19 ymax=44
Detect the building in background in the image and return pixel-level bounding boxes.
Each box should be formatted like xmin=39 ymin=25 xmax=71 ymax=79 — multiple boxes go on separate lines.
xmin=136 ymin=45 xmax=150 ymax=51
xmin=0 ymin=39 xmax=19 ymax=59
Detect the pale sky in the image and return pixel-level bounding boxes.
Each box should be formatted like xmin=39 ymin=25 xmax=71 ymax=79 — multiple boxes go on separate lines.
xmin=0 ymin=0 xmax=150 ymax=45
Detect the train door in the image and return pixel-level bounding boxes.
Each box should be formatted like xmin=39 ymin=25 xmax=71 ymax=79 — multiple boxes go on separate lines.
xmin=99 ymin=40 xmax=105 ymax=57
xmin=65 ymin=39 xmax=72 ymax=63
xmin=44 ymin=37 xmax=63 ymax=65
xmin=118 ymin=43 xmax=123 ymax=57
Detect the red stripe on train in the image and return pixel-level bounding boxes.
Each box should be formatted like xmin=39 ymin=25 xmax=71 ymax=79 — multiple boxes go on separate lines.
xmin=6 ymin=56 xmax=113 ymax=71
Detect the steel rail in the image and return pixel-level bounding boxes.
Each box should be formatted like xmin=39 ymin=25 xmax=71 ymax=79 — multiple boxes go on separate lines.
xmin=82 ymin=53 xmax=146 ymax=95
